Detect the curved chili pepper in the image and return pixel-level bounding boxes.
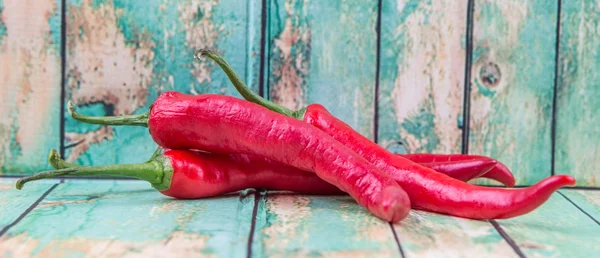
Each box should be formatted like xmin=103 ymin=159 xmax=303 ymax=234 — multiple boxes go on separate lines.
xmin=63 ymin=95 xmax=411 ymax=222
xmin=17 ymin=149 xmax=343 ymax=197
xmin=200 ymin=49 xmax=576 ymax=219
xmin=415 ymin=158 xmax=496 ymax=183
xmin=402 ymin=154 xmax=515 ymax=187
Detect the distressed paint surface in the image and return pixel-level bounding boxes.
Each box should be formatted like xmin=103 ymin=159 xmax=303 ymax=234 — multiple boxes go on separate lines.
xmin=394 ymin=210 xmax=516 ymax=257
xmin=469 ymin=1 xmax=557 ymax=185
xmin=0 ymin=0 xmax=62 ymax=175
xmin=469 ymin=0 xmax=558 ymax=185
xmin=497 ymin=192 xmax=600 ymax=257
xmin=377 ymin=0 xmax=466 ymax=153
xmin=0 ymin=178 xmax=58 ymax=228
xmin=253 ymin=193 xmax=399 ymax=257
xmin=63 ymin=0 xmax=262 ymax=166
xmin=267 ymin=0 xmax=377 ymax=139
xmin=555 ymin=0 xmax=600 ymax=186
xmin=0 ymin=180 xmax=256 ymax=257
xmin=560 ymin=190 xmax=600 ymax=222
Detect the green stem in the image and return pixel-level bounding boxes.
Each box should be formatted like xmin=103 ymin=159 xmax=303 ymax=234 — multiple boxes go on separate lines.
xmin=194 ymin=49 xmax=306 ymax=119
xmin=48 ymin=149 xmax=78 ymax=169
xmin=18 ymin=152 xmax=173 ymax=191
xmin=68 ymin=101 xmax=149 ymax=127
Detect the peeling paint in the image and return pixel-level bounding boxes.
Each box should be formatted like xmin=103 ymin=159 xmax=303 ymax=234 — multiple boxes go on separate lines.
xmin=64 ymin=0 xmax=154 ymax=161
xmin=0 ymin=232 xmax=214 ymax=258
xmin=0 ymin=0 xmax=61 ymax=174
xmin=380 ymin=0 xmax=466 ymax=153
xmin=178 ymin=0 xmax=219 ymax=87
xmin=469 ymin=0 xmax=556 ymax=185
xmin=269 ymin=0 xmax=310 ymax=110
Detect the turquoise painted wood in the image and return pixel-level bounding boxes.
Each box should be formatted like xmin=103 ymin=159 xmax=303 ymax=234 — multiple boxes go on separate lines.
xmin=63 ymin=0 xmax=262 ymax=166
xmin=497 ymin=192 xmax=600 ymax=257
xmin=1 ymin=180 xmax=256 ymax=257
xmin=0 ymin=0 xmax=62 ymax=175
xmin=555 ymin=0 xmax=600 ymax=186
xmin=267 ymin=0 xmax=378 ymax=139
xmin=469 ymin=0 xmax=558 ymax=186
xmin=0 ymin=178 xmax=58 ymax=228
xmin=394 ymin=210 xmax=516 ymax=257
xmin=560 ymin=190 xmax=600 ymax=222
xmin=252 ymin=192 xmax=400 ymax=257
xmin=377 ymin=0 xmax=467 ymax=153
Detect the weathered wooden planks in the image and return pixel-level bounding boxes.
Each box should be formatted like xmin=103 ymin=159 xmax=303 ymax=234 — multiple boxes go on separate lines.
xmin=469 ymin=0 xmax=558 ymax=185
xmin=267 ymin=0 xmax=378 ymax=139
xmin=63 ymin=0 xmax=262 ymax=166
xmin=394 ymin=210 xmax=517 ymax=257
xmin=252 ymin=193 xmax=400 ymax=257
xmin=560 ymin=190 xmax=600 ymax=223
xmin=496 ymin=192 xmax=600 ymax=257
xmin=377 ymin=0 xmax=467 ymax=153
xmin=0 ymin=0 xmax=62 ymax=175
xmin=0 ymin=178 xmax=58 ymax=229
xmin=0 ymin=180 xmax=256 ymax=257
xmin=555 ymin=0 xmax=600 ymax=186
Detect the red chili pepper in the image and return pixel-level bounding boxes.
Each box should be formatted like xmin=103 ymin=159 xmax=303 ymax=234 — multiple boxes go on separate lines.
xmin=17 ymin=149 xmax=343 ymax=197
xmin=59 ymin=93 xmax=411 ymax=222
xmin=201 ymin=50 xmax=576 ymax=219
xmin=401 ymin=154 xmax=515 ymax=187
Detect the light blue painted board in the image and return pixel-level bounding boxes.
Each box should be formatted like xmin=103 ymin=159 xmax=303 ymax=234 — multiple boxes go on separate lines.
xmin=560 ymin=190 xmax=600 ymax=223
xmin=63 ymin=0 xmax=262 ymax=167
xmin=394 ymin=210 xmax=517 ymax=257
xmin=0 ymin=178 xmax=58 ymax=228
xmin=555 ymin=0 xmax=600 ymax=186
xmin=267 ymin=0 xmax=378 ymax=139
xmin=252 ymin=193 xmax=400 ymax=257
xmin=468 ymin=0 xmax=557 ymax=185
xmin=0 ymin=180 xmax=255 ymax=257
xmin=377 ymin=0 xmax=467 ymax=153
xmin=0 ymin=0 xmax=62 ymax=175
xmin=497 ymin=193 xmax=600 ymax=257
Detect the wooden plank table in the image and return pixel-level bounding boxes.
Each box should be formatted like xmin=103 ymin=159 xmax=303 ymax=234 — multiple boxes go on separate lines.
xmin=1 ymin=178 xmax=599 ymax=257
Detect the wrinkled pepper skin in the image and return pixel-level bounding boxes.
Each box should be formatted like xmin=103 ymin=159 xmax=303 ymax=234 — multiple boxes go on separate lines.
xmin=402 ymin=154 xmax=515 ymax=187
xmin=161 ymin=150 xmax=343 ymax=198
xmin=303 ymin=104 xmax=575 ymax=219
xmin=149 ymin=92 xmax=410 ymax=222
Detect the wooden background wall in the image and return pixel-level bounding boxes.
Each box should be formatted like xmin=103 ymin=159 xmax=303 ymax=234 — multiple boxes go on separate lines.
xmin=0 ymin=0 xmax=598 ymax=187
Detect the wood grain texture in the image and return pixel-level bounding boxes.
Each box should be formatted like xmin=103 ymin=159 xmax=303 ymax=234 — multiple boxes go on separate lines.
xmin=252 ymin=193 xmax=399 ymax=257
xmin=377 ymin=0 xmax=466 ymax=153
xmin=560 ymin=190 xmax=600 ymax=222
xmin=0 ymin=180 xmax=256 ymax=257
xmin=63 ymin=0 xmax=262 ymax=166
xmin=469 ymin=0 xmax=557 ymax=185
xmin=555 ymin=0 xmax=600 ymax=186
xmin=395 ymin=210 xmax=517 ymax=257
xmin=0 ymin=178 xmax=58 ymax=228
xmin=394 ymin=210 xmax=517 ymax=257
xmin=0 ymin=0 xmax=62 ymax=175
xmin=267 ymin=0 xmax=378 ymax=139
xmin=497 ymin=192 xmax=600 ymax=257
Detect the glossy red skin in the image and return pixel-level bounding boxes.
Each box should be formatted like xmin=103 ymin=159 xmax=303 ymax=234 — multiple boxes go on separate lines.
xmin=159 ymin=151 xmax=495 ymax=199
xmin=402 ymin=154 xmax=515 ymax=187
xmin=148 ymin=92 xmax=410 ymax=222
xmin=160 ymin=150 xmax=343 ymax=198
xmin=416 ymin=159 xmax=497 ymax=183
xmin=303 ymin=104 xmax=576 ymax=219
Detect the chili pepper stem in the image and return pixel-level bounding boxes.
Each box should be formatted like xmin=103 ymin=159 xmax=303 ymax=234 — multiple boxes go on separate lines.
xmin=17 ymin=150 xmax=172 ymax=191
xmin=49 ymin=149 xmax=78 ymax=169
xmin=68 ymin=101 xmax=149 ymax=127
xmin=194 ymin=49 xmax=306 ymax=119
